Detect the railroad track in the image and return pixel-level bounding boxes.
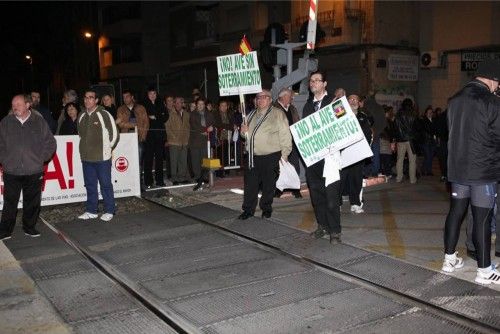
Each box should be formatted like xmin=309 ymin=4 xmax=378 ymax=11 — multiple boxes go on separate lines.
xmin=31 ymin=195 xmax=498 ymax=334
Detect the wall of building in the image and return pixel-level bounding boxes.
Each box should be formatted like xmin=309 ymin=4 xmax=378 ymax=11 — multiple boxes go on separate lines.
xmin=97 ymin=1 xmax=500 ymax=108
xmin=417 ymin=1 xmax=500 ymax=109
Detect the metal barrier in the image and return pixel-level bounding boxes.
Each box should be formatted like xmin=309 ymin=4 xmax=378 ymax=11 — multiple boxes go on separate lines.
xmin=210 ymin=127 xmax=244 ymax=171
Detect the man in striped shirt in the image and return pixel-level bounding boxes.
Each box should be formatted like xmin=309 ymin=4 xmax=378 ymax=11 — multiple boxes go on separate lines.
xmin=77 ymin=88 xmax=119 ymax=222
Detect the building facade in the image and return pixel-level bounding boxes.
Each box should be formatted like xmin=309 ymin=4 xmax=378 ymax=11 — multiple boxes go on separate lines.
xmin=97 ymin=1 xmax=500 ymax=110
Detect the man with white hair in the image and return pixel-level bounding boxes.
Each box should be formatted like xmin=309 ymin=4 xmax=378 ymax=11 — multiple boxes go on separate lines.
xmin=0 ymin=94 xmax=56 ymax=240
xmin=238 ymin=89 xmax=292 ymax=220
xmin=273 ymin=87 xmax=302 ymax=198
xmin=334 ymin=88 xmax=346 ymax=101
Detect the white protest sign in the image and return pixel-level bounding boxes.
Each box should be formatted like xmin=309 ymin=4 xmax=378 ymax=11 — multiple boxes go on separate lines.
xmin=0 ymin=133 xmax=141 ymax=209
xmin=290 ymin=96 xmax=365 ymax=167
xmin=340 ymin=136 xmax=373 ymax=169
xmin=217 ymin=51 xmax=262 ymax=96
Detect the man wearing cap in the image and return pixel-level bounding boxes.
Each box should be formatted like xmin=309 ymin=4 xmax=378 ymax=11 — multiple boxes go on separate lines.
xmin=441 ymin=59 xmax=500 ymax=285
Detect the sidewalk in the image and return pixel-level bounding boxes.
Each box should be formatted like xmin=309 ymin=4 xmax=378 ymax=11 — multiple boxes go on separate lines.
xmin=0 ymin=242 xmax=72 ymax=334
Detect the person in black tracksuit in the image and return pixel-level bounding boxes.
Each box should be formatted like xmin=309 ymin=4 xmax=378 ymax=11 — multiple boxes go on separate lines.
xmin=304 ymin=70 xmax=342 ymax=244
xmin=143 ymin=87 xmax=168 ymax=188
xmin=442 ymin=59 xmax=500 ymax=285
xmin=340 ymin=94 xmax=373 ymax=214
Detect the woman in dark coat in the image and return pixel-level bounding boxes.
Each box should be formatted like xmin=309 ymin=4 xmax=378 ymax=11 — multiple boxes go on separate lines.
xmin=59 ymin=102 xmax=79 ymax=135
xmin=420 ymin=106 xmax=437 ymax=176
xmin=101 ymin=94 xmax=117 ymax=119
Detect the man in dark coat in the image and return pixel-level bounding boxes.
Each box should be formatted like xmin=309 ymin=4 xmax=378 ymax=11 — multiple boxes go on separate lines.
xmin=143 ymin=86 xmax=168 ymax=188
xmin=0 ymin=95 xmax=56 ymax=239
xmin=340 ymin=94 xmax=373 ymax=214
xmin=442 ymin=59 xmax=500 ymax=285
xmin=303 ymin=70 xmax=342 ymax=244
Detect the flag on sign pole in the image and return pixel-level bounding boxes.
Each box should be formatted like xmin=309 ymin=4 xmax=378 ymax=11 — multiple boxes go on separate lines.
xmin=239 ymin=35 xmax=252 ymax=55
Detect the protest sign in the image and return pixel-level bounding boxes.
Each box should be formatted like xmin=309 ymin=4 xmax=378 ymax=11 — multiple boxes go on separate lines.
xmin=340 ymin=136 xmax=373 ymax=168
xmin=0 ymin=133 xmax=141 ymax=209
xmin=290 ymin=96 xmax=365 ymax=167
xmin=217 ymin=51 xmax=262 ymax=96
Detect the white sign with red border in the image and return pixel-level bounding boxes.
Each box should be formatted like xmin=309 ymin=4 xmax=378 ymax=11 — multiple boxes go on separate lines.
xmin=0 ymin=133 xmax=141 ymax=209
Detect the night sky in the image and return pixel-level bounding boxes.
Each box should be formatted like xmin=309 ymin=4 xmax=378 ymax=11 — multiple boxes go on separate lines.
xmin=0 ymin=1 xmax=96 ymax=115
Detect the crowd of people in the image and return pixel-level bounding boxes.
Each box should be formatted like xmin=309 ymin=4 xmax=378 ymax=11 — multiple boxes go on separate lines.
xmin=22 ymin=86 xmax=249 ymax=192
xmin=15 ymin=82 xmax=454 ymax=196
xmin=0 ymin=59 xmax=498 ymax=285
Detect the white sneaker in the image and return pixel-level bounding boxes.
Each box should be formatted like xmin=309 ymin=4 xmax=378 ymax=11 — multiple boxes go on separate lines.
xmin=475 ymin=266 xmax=500 ymax=285
xmin=100 ymin=213 xmax=114 ymax=222
xmin=441 ymin=252 xmax=464 ymax=273
xmin=78 ymin=212 xmax=98 ymax=220
xmin=351 ymin=204 xmax=364 ymax=214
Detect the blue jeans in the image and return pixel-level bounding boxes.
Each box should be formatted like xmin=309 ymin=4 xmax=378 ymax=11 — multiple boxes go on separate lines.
xmin=82 ymin=160 xmax=115 ymax=214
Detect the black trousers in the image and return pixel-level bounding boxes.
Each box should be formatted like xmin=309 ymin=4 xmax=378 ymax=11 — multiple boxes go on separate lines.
xmin=436 ymin=144 xmax=448 ymax=177
xmin=306 ymin=161 xmax=341 ymax=234
xmin=340 ymin=160 xmax=364 ymax=206
xmin=444 ymin=183 xmax=496 ymax=268
xmin=242 ymin=152 xmax=281 ymax=214
xmin=0 ymin=172 xmax=43 ymax=233
xmin=144 ymin=131 xmax=165 ymax=186
xmin=465 ymin=183 xmax=499 ymax=261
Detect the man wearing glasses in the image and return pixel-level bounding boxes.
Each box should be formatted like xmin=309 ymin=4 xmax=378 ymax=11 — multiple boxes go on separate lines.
xmin=238 ymin=89 xmax=292 ymax=220
xmin=303 ymin=70 xmax=342 ymax=244
xmin=77 ymin=89 xmax=119 ymax=222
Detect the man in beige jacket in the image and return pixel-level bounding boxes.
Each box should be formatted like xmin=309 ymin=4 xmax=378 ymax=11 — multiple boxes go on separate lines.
xmin=238 ymin=89 xmax=292 ymax=220
xmin=166 ymin=97 xmax=190 ymax=185
xmin=116 ymin=89 xmax=149 ymax=170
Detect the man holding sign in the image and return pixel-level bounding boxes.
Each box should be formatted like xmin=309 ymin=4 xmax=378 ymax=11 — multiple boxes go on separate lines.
xmin=238 ymin=90 xmax=292 ymax=220
xmin=302 ymin=70 xmax=342 ymax=243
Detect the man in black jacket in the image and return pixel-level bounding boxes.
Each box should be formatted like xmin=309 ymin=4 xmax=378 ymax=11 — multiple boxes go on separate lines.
xmin=31 ymin=90 xmax=56 ymax=134
xmin=340 ymin=94 xmax=373 ymax=214
xmin=143 ymin=87 xmax=168 ymax=188
xmin=303 ymin=70 xmax=341 ymax=244
xmin=0 ymin=95 xmax=57 ymax=240
xmin=394 ymin=98 xmax=417 ymax=183
xmin=442 ymin=59 xmax=500 ymax=285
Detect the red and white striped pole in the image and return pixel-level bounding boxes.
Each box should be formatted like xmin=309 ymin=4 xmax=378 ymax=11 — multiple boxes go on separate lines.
xmin=307 ymin=0 xmax=318 ymax=49
xmin=306 ymin=0 xmax=318 ymax=50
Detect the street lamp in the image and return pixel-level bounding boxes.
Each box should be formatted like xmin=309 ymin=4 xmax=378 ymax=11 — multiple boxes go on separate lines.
xmin=25 ymin=55 xmax=32 ymax=65
xmin=82 ymin=31 xmax=99 ymax=84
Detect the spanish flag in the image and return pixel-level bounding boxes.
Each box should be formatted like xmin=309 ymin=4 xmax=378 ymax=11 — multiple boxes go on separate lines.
xmin=239 ymin=35 xmax=252 ymax=55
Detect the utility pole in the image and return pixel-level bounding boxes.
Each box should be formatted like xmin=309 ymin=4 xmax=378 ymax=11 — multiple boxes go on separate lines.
xmin=270 ymin=0 xmax=320 ymax=116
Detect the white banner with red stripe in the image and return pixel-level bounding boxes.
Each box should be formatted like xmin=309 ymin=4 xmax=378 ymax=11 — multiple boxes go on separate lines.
xmin=0 ymin=133 xmax=141 ymax=209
